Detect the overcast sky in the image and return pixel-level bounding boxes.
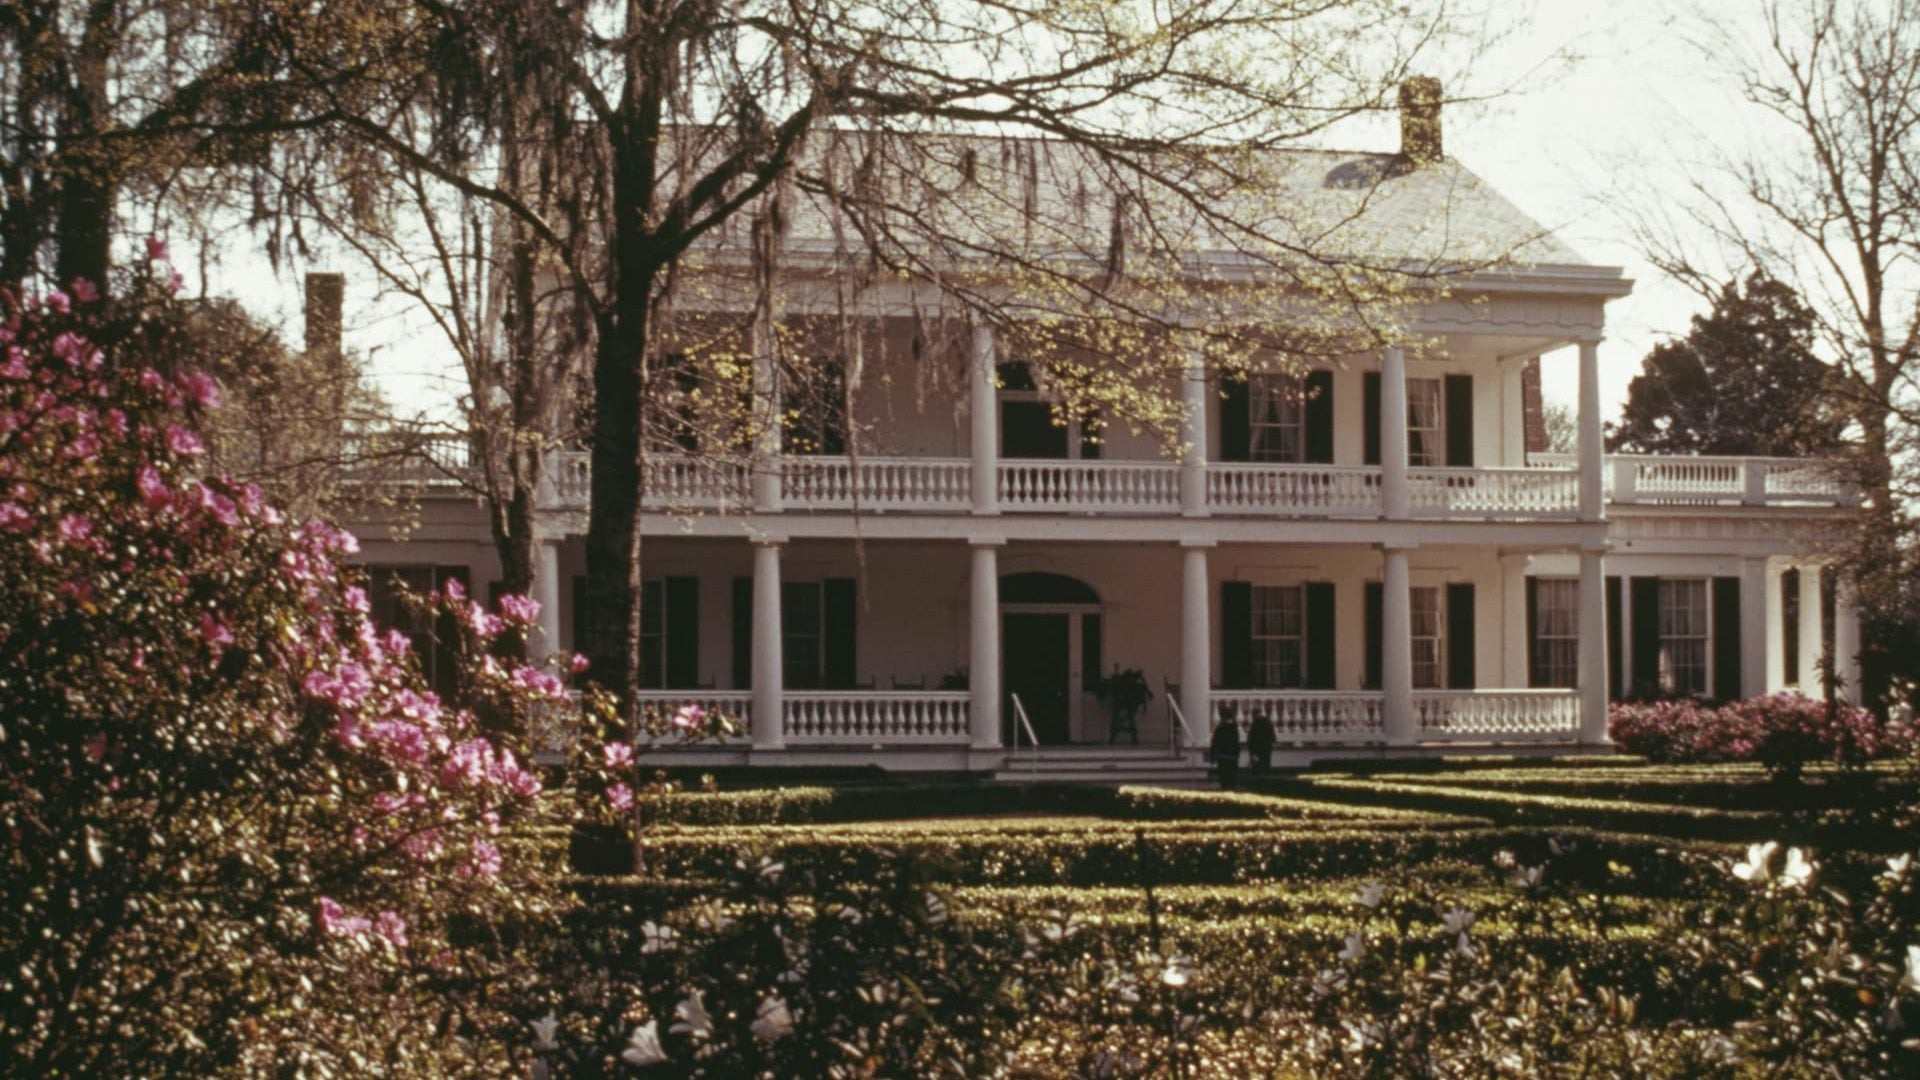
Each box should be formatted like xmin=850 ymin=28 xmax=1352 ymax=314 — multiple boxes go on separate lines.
xmin=200 ymin=0 xmax=1770 ymax=425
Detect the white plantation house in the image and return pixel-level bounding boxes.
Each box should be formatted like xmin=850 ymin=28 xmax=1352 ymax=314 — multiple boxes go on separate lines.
xmin=343 ymin=91 xmax=1860 ymax=778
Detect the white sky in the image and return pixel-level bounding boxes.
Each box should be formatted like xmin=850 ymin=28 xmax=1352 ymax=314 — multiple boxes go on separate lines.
xmin=198 ymin=0 xmax=1767 ymax=425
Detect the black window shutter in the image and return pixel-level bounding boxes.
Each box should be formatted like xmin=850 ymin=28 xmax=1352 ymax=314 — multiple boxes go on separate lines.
xmin=1631 ymin=577 xmax=1661 ymax=698
xmin=1446 ymin=582 xmax=1476 ymax=689
xmin=1220 ymin=581 xmax=1252 ymax=688
xmin=1304 ymin=581 xmax=1336 ymax=689
xmin=1444 ymin=374 xmax=1473 ymax=467
xmin=665 ymin=577 xmax=700 ymax=688
xmin=1219 ymin=378 xmax=1250 ymax=462
xmin=1713 ymin=576 xmax=1741 ymax=700
xmin=1606 ymin=576 xmax=1623 ymax=699
xmin=1525 ymin=577 xmax=1540 ymax=687
xmin=572 ymin=574 xmax=589 ymax=659
xmin=1820 ymin=567 xmax=1836 ymax=665
xmin=1781 ymin=569 xmax=1800 ymax=686
xmin=1364 ymin=581 xmax=1383 ymax=689
xmin=824 ymin=577 xmax=857 ymax=689
xmin=731 ymin=577 xmax=752 ymax=688
xmin=1303 ymin=370 xmax=1335 ymax=464
xmin=1363 ymin=372 xmax=1382 ymax=465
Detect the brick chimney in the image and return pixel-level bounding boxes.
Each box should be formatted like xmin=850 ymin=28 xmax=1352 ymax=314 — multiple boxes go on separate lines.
xmin=1398 ymin=77 xmax=1443 ymax=167
xmin=304 ymin=272 xmax=344 ymax=360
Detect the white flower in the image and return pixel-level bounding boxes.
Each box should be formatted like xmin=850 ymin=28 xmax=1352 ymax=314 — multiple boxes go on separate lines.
xmin=1493 ymin=849 xmax=1517 ymax=870
xmin=1040 ymin=909 xmax=1080 ymax=943
xmin=620 ymin=1020 xmax=668 ymax=1066
xmin=755 ymin=856 xmax=785 ymax=884
xmin=1902 ymin=945 xmax=1920 ymax=994
xmin=750 ymin=994 xmax=795 ymax=1040
xmin=1885 ymin=853 xmax=1913 ymax=880
xmin=640 ymin=921 xmax=676 ymax=954
xmin=691 ymin=899 xmax=735 ymax=933
xmin=1456 ymin=932 xmax=1478 ymax=959
xmin=1311 ymin=967 xmax=1350 ymax=997
xmin=1441 ymin=907 xmax=1475 ymax=936
xmin=1780 ymin=847 xmax=1816 ymax=890
xmin=1733 ymin=842 xmax=1780 ymax=884
xmin=1512 ymin=865 xmax=1545 ymax=890
xmin=924 ymin=892 xmax=949 ymax=926
xmin=1337 ymin=933 xmax=1365 ymax=963
xmin=1342 ymin=1018 xmax=1382 ymax=1053
xmin=1548 ymin=837 xmax=1571 ymax=857
xmin=530 ymin=1011 xmax=559 ymax=1052
xmin=670 ymin=989 xmax=713 ymax=1040
xmin=1357 ymin=882 xmax=1386 ymax=909
xmin=1160 ymin=954 xmax=1196 ymax=987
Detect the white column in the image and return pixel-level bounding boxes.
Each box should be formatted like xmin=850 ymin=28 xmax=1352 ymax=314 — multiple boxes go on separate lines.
xmin=969 ymin=321 xmax=999 ymax=515
xmin=1577 ymin=340 xmax=1604 ymax=521
xmin=1740 ymin=557 xmax=1769 ymax=697
xmin=1834 ymin=574 xmax=1862 ymax=703
xmin=1380 ymin=346 xmax=1409 ymax=520
xmin=750 ymin=539 xmax=784 ymax=749
xmin=1381 ymin=545 xmax=1414 ymax=744
xmin=1180 ymin=351 xmax=1209 ymax=517
xmin=1578 ymin=549 xmax=1610 ymax=744
xmin=1500 ymin=360 xmax=1526 ymax=467
xmin=1798 ymin=565 xmax=1823 ymax=690
xmin=1180 ymin=543 xmax=1212 ymax=747
xmin=751 ymin=327 xmax=783 ymax=514
xmin=1500 ymin=553 xmax=1530 ymax=687
xmin=533 ymin=539 xmax=564 ymax=659
xmin=969 ymin=541 xmax=1002 ymax=749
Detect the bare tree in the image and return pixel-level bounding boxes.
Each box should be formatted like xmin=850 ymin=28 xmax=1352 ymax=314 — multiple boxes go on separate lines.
xmin=313 ymin=0 xmax=1533 ymax=707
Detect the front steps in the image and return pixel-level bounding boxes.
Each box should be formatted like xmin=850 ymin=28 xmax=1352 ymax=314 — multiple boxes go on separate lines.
xmin=990 ymin=746 xmax=1213 ymax=787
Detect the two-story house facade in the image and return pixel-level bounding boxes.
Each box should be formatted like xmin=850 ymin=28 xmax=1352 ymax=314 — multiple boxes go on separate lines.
xmin=346 ymin=98 xmax=1860 ymax=775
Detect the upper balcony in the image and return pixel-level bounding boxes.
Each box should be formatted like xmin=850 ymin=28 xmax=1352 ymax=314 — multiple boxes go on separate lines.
xmin=514 ymin=449 xmax=1851 ymax=519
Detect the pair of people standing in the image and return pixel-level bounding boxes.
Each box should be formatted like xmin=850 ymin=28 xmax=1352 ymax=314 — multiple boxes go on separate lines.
xmin=1210 ymin=707 xmax=1275 ymax=788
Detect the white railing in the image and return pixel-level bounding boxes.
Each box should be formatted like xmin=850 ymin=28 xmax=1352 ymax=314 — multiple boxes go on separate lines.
xmin=782 ymin=691 xmax=970 ymax=744
xmin=1166 ymin=694 xmax=1202 ymax=755
xmin=1206 ymin=463 xmax=1381 ymax=516
xmin=782 ymin=456 xmax=971 ymax=512
xmin=643 ymin=456 xmax=750 ymax=509
xmin=1008 ymin=692 xmax=1042 ymax=763
xmin=1529 ymin=452 xmax=1852 ymax=508
xmin=631 ymin=691 xmax=754 ymax=743
xmin=998 ymin=459 xmax=1180 ymax=513
xmin=1408 ymin=466 xmax=1579 ymax=518
xmin=1412 ymin=689 xmax=1581 ymax=741
xmin=1214 ymin=691 xmax=1387 ymax=743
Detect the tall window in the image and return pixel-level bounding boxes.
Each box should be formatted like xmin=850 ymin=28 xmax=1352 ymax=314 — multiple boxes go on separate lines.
xmin=1531 ymin=578 xmax=1579 ymax=687
xmin=1410 ymin=585 xmax=1443 ymax=688
xmin=1658 ymin=578 xmax=1710 ymax=696
xmin=782 ymin=582 xmax=823 ymax=688
xmin=1251 ymin=585 xmax=1305 ymax=687
xmin=1250 ymin=376 xmax=1304 ymax=463
xmin=1405 ymin=377 xmax=1444 ymax=466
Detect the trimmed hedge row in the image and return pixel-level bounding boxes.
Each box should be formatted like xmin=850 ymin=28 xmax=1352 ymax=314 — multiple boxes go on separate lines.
xmin=1376 ymin=771 xmax=1915 ymax=812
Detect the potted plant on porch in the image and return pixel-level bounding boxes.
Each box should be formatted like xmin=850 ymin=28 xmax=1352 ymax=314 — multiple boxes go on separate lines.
xmin=1094 ymin=666 xmax=1153 ymax=746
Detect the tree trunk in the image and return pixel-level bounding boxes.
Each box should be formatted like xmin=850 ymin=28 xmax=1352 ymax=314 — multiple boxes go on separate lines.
xmin=54 ymin=11 xmax=114 ymax=293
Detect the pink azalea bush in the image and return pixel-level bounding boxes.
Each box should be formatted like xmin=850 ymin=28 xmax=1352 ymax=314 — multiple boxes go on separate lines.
xmin=0 ymin=265 xmax=556 ymax=1074
xmin=1610 ymin=693 xmax=1903 ymax=779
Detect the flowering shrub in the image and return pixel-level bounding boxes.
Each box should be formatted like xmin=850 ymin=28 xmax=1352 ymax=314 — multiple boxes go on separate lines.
xmin=0 ymin=265 xmax=556 ymax=1074
xmin=1610 ymin=693 xmax=1903 ymax=778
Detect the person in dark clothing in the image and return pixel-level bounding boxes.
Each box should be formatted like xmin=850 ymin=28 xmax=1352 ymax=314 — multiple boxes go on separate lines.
xmin=1211 ymin=709 xmax=1243 ymax=789
xmin=1246 ymin=710 xmax=1276 ymax=777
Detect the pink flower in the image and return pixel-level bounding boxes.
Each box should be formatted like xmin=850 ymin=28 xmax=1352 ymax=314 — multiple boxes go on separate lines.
xmin=498 ymin=593 xmax=540 ymax=623
xmin=374 ymin=911 xmax=409 ymax=948
xmin=56 ymin=513 xmax=91 ymax=544
xmin=69 ymin=278 xmax=98 ymax=303
xmin=569 ymin=653 xmax=590 ymax=674
xmin=136 ymin=465 xmax=171 ymax=509
xmin=200 ymin=612 xmax=234 ymax=649
xmin=465 ymin=603 xmax=505 ymax=640
xmin=181 ymin=372 xmax=221 ymax=409
xmin=441 ymin=577 xmax=465 ymax=603
xmin=511 ymin=665 xmax=565 ymax=699
xmin=0 ymin=503 xmax=31 ymax=531
xmin=343 ymin=585 xmax=370 ymax=614
xmin=606 ymin=783 xmax=634 ymax=811
xmin=46 ymin=291 xmax=69 ymax=314
xmin=604 ymin=741 xmax=634 ymax=768
xmin=673 ymin=704 xmax=706 ymax=730
xmin=318 ymin=897 xmax=371 ymax=938
xmin=165 ymin=425 xmax=205 ymax=456
xmin=83 ymin=733 xmax=108 ymax=765
xmin=145 ymin=236 xmax=170 ymax=262
xmin=463 ymin=838 xmax=502 ymax=880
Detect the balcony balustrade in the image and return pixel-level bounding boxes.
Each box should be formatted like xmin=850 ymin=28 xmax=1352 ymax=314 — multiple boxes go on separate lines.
xmin=401 ymin=448 xmax=1850 ymax=518
xmin=783 ymin=691 xmax=972 ymax=744
xmin=1212 ymin=688 xmax=1581 ymax=744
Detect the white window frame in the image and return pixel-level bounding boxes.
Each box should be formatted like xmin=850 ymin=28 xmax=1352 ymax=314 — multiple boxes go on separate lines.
xmin=1410 ymin=584 xmax=1444 ymax=689
xmin=1249 ymin=374 xmax=1305 ymax=463
xmin=1250 ymin=584 xmax=1306 ymax=688
xmin=1405 ymin=377 xmax=1445 ymax=467
xmin=1658 ymin=578 xmax=1710 ymax=697
xmin=1532 ymin=578 xmax=1579 ymax=688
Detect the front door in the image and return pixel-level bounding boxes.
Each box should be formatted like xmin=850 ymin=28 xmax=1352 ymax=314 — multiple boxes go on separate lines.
xmin=1003 ymin=613 xmax=1071 ymax=745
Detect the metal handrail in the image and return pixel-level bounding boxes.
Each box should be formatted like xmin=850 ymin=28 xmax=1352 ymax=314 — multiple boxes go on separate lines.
xmin=1008 ymin=693 xmax=1041 ymax=764
xmin=1166 ymin=695 xmax=1198 ymax=758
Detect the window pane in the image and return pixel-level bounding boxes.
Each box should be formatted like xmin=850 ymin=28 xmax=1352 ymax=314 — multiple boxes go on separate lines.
xmin=1250 ymin=375 xmax=1304 ymax=463
xmin=1251 ymin=584 xmax=1306 ymax=688
xmin=1410 ymin=586 xmax=1443 ymax=688
xmin=1657 ymin=579 xmax=1709 ymax=696
xmin=1406 ymin=379 xmax=1444 ymax=467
